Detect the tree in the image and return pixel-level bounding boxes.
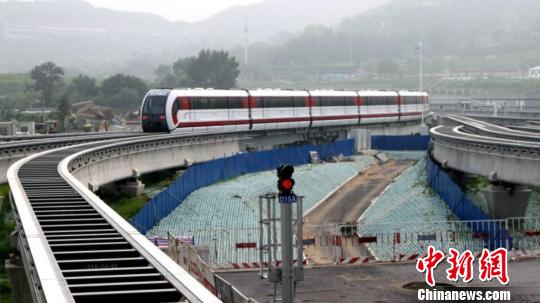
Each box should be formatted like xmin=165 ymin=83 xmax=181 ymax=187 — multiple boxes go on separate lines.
xmin=100 ymin=74 xmax=148 ymax=109
xmin=69 ymin=74 xmax=98 ymax=99
xmin=57 ymin=94 xmax=71 ymax=132
xmin=107 ymin=88 xmax=140 ymax=110
xmin=173 ymin=50 xmax=240 ymax=88
xmin=154 ymin=64 xmax=178 ymax=88
xmin=29 ymin=61 xmax=64 ymax=107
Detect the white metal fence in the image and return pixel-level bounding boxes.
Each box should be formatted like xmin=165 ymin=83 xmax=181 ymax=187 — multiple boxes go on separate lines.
xmin=165 ymin=217 xmax=540 ymax=268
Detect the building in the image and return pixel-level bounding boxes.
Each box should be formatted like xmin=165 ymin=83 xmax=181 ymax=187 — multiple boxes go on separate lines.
xmin=0 ymin=121 xmax=35 ymax=136
xmin=529 ymin=65 xmax=540 ymax=78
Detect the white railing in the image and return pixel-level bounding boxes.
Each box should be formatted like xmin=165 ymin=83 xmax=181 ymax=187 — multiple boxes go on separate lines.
xmin=165 ymin=217 xmax=540 ymax=268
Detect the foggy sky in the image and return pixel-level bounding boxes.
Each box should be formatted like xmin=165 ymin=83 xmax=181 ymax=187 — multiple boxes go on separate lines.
xmin=84 ymin=0 xmax=264 ymax=22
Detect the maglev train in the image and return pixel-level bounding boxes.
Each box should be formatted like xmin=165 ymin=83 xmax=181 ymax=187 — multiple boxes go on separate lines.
xmin=141 ymin=88 xmax=429 ymax=133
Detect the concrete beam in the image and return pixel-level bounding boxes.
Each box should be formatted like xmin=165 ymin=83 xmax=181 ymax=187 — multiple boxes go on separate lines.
xmin=432 ymin=142 xmax=540 ymax=186
xmin=71 ymin=137 xmax=241 ymax=188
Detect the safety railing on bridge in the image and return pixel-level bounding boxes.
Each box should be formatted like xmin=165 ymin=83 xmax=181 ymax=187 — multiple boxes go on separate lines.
xmin=168 ymin=233 xmax=259 ymax=303
xmin=164 ymin=217 xmax=540 ymax=270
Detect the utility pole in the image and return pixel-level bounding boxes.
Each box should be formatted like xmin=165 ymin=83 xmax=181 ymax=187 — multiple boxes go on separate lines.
xmin=244 ymin=16 xmax=249 ymax=66
xmin=418 ymin=42 xmax=423 ymax=92
xmin=416 ymin=42 xmax=425 ymax=127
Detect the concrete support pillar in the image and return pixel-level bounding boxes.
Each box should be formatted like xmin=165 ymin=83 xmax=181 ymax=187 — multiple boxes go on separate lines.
xmin=99 ymin=177 xmax=145 ymax=197
xmin=5 ymin=254 xmax=33 ymax=303
xmin=347 ymin=128 xmax=370 ymax=151
xmin=123 ymin=178 xmax=145 ymax=197
xmin=483 ymin=184 xmax=531 ymax=219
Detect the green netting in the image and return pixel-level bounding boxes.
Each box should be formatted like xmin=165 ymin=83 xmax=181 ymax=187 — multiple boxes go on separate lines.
xmin=148 ymin=155 xmax=378 ymax=263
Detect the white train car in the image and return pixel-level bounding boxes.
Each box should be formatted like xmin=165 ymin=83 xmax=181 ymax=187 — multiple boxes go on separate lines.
xmin=141 ymin=88 xmax=429 ymax=133
xmin=358 ymin=91 xmax=399 ymax=124
xmin=248 ymin=89 xmax=310 ymax=130
xmin=399 ymin=91 xmax=428 ymax=121
xmin=309 ymin=90 xmax=359 ymax=127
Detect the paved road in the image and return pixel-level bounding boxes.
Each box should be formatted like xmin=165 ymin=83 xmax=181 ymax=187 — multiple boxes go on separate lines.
xmin=219 ymin=258 xmax=540 ymax=303
xmin=304 ymin=160 xmax=414 ymax=225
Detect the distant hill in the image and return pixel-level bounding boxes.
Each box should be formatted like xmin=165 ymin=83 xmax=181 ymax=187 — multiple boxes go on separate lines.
xmin=0 ymin=0 xmax=388 ymax=76
xmin=265 ymin=0 xmax=540 ymax=70
xmin=0 ymin=0 xmax=189 ymax=76
xmin=184 ymin=0 xmax=390 ymax=48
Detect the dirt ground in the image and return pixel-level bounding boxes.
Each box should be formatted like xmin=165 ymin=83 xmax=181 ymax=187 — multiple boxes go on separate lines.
xmin=302 ymin=160 xmax=414 ymax=264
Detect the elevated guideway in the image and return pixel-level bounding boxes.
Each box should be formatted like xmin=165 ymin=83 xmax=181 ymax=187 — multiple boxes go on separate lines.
xmin=7 ymin=117 xmax=427 ymax=302
xmin=0 ymin=132 xmax=147 ymax=183
xmin=441 ymin=114 xmax=540 ymax=142
xmin=431 ymin=118 xmax=540 ymax=186
xmin=9 ymin=135 xmax=220 ymax=303
xmin=0 ymin=131 xmax=138 ymax=143
xmin=430 ymin=115 xmax=540 ymax=219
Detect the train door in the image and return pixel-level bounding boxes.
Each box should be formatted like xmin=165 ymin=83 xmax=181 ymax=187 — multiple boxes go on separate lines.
xmin=344 ymin=96 xmax=359 ymax=126
xmin=228 ymin=96 xmax=250 ymax=131
xmin=263 ymin=97 xmax=292 ymax=130
xmin=292 ymin=96 xmax=310 ymax=128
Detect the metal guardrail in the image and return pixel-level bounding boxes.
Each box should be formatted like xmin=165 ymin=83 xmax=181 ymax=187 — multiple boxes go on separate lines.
xmin=431 ymin=125 xmax=540 ymax=158
xmin=0 ymin=132 xmax=145 ymax=158
xmin=65 ymin=131 xmax=244 ymax=175
xmin=443 ymin=114 xmax=540 ymax=143
xmin=0 ymin=131 xmax=139 ymax=143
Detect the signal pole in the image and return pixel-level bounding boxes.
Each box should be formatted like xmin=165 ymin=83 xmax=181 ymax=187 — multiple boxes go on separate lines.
xmin=259 ymin=165 xmax=303 ymax=303
xmin=277 ymin=165 xmax=296 ymax=303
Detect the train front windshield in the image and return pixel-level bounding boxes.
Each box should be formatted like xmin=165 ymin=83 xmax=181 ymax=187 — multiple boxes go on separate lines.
xmin=142 ymin=95 xmax=169 ymax=132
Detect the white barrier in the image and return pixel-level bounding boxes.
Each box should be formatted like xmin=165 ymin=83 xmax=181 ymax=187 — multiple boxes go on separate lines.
xmin=164 ymin=217 xmax=540 ymax=270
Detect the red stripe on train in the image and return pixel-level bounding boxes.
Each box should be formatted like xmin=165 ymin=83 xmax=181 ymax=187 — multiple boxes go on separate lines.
xmin=175 ymin=112 xmax=422 ymax=128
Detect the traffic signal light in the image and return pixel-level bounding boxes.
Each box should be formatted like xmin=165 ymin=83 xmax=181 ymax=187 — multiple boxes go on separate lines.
xmin=277 ymin=165 xmax=295 ymax=196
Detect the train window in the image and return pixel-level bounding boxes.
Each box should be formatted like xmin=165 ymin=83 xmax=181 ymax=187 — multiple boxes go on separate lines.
xmin=365 ymin=96 xmax=390 ymax=106
xmin=320 ymin=96 xmax=346 ymax=107
xmin=191 ymin=97 xmax=228 ymax=109
xmin=142 ymin=96 xmax=167 ymax=114
xmin=190 ymin=97 xmax=206 ymax=110
xmin=263 ymin=97 xmax=293 ymax=108
xmin=172 ymin=98 xmax=179 ymax=113
xmin=344 ymin=97 xmax=357 ymax=106
xmin=228 ymin=97 xmax=244 ymax=109
xmin=293 ymin=97 xmax=306 ymax=108
xmin=208 ymin=97 xmax=228 ymax=109
xmin=404 ymin=96 xmax=416 ymax=105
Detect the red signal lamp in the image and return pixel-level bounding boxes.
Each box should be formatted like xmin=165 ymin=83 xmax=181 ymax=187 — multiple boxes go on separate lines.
xmin=281 ymin=179 xmax=293 ymax=190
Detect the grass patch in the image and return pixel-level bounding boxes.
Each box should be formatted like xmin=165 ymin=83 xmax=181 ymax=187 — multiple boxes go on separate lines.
xmin=0 ymin=184 xmax=14 ymax=303
xmin=465 ymin=175 xmax=489 ymax=193
xmin=101 ymin=194 xmax=150 ymax=221
xmin=98 ymin=168 xmax=181 ymax=221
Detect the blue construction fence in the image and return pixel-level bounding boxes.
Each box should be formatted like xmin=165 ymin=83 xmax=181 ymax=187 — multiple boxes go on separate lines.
xmin=131 ymin=139 xmax=355 ymax=233
xmin=426 ymin=157 xmax=511 ymax=250
xmin=371 ymin=135 xmax=429 ymax=151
